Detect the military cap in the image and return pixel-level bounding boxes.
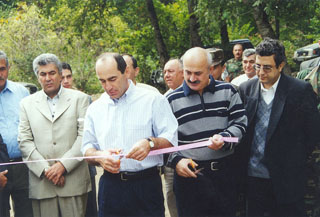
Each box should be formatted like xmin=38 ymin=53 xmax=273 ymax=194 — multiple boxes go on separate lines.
xmin=206 ymin=48 xmax=224 ymax=66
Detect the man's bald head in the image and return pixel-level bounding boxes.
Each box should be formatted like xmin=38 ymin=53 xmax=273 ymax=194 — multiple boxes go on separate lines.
xmin=163 ymin=58 xmax=184 ymax=90
xmin=183 ymin=47 xmax=212 ymax=69
xmin=182 ymin=47 xmax=212 ymax=95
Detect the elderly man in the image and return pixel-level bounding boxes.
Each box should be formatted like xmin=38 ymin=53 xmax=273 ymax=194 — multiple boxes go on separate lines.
xmin=82 ymin=52 xmax=178 ymax=217
xmin=231 ymin=48 xmax=257 ymax=87
xmin=122 ymin=54 xmax=159 ymax=92
xmin=225 ymin=44 xmax=244 ymax=82
xmin=167 ymin=47 xmax=247 ymax=217
xmin=163 ymin=58 xmax=184 ymax=95
xmin=18 ymin=53 xmax=91 ymax=217
xmin=0 ymin=50 xmax=32 ymax=217
xmin=162 ymin=58 xmax=184 ymax=217
xmin=239 ymin=38 xmax=320 ymax=217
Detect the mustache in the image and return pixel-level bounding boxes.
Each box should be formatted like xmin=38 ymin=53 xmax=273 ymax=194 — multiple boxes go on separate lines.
xmin=0 ymin=77 xmax=5 ymax=80
xmin=187 ymin=80 xmax=200 ymax=84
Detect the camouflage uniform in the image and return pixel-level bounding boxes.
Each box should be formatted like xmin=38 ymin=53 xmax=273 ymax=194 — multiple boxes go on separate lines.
xmin=297 ymin=68 xmax=312 ymax=80
xmin=225 ymin=58 xmax=244 ymax=81
xmin=297 ymin=65 xmax=320 ymax=217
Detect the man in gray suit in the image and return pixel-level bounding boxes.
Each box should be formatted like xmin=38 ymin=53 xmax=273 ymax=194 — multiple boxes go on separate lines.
xmin=18 ymin=53 xmax=91 ymax=217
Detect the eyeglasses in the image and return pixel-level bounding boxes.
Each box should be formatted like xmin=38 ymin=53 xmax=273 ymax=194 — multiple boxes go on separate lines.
xmin=253 ymin=64 xmax=274 ymax=73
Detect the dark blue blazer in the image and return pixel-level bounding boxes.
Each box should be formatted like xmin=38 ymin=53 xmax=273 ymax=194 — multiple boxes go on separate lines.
xmin=238 ymin=73 xmax=320 ymax=204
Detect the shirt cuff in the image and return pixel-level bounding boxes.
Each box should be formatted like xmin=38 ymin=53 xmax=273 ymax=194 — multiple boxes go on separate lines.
xmin=170 ymin=155 xmax=184 ymax=169
xmin=219 ymin=132 xmax=234 ymax=151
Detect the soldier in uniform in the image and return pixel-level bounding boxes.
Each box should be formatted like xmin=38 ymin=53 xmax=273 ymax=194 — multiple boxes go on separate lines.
xmin=225 ymin=44 xmax=244 ymax=82
xmin=206 ymin=48 xmax=225 ymax=81
xmin=297 ymin=62 xmax=320 ymax=217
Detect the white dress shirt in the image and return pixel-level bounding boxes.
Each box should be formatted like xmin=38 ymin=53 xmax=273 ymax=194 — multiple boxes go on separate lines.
xmin=231 ymin=74 xmax=258 ymax=87
xmin=260 ymin=75 xmax=281 ymax=104
xmin=47 ymin=86 xmax=63 ymax=119
xmin=82 ymin=81 xmax=178 ymax=172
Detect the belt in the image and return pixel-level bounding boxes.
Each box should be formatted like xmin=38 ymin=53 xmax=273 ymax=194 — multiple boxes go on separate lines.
xmin=103 ymin=166 xmax=161 ymax=181
xmin=195 ymin=155 xmax=233 ymax=171
xmin=9 ymin=157 xmax=22 ymax=162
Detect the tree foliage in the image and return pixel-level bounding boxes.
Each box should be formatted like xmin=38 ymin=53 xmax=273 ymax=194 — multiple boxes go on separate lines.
xmin=0 ymin=0 xmax=319 ymax=93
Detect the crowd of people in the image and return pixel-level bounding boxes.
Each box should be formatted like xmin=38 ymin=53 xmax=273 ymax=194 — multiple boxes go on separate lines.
xmin=0 ymin=37 xmax=320 ymax=217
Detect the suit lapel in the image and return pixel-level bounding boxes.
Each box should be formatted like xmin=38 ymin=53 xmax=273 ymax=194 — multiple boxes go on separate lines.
xmin=53 ymin=88 xmax=71 ymax=122
xmin=266 ymin=74 xmax=289 ymax=143
xmin=35 ymin=91 xmax=53 ymax=122
xmin=247 ymin=79 xmax=260 ymax=125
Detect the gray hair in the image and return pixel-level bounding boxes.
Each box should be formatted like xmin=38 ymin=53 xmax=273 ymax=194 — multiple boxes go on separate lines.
xmin=0 ymin=50 xmax=9 ymax=68
xmin=243 ymin=48 xmax=256 ymax=58
xmin=167 ymin=58 xmax=183 ymax=70
xmin=33 ymin=53 xmax=62 ymax=77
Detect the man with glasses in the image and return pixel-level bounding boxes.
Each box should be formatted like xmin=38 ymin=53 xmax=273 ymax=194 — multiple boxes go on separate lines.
xmin=238 ymin=38 xmax=320 ymax=217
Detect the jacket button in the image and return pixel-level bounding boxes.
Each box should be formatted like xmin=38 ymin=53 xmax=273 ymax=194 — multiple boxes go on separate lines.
xmin=53 ymin=142 xmax=56 ymax=145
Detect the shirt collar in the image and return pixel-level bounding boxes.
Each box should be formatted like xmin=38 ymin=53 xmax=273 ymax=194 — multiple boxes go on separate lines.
xmin=1 ymin=80 xmax=12 ymax=93
xmin=106 ymin=80 xmax=133 ymax=105
xmin=260 ymin=74 xmax=281 ymax=93
xmin=183 ymin=74 xmax=216 ymax=96
xmin=46 ymin=85 xmax=63 ymax=100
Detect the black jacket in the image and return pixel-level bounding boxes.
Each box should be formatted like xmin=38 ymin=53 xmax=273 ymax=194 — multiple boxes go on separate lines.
xmin=0 ymin=134 xmax=9 ymax=172
xmin=237 ymin=73 xmax=320 ymax=204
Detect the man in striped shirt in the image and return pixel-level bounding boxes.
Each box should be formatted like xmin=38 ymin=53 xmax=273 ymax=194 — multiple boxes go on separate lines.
xmin=167 ymin=47 xmax=247 ymax=217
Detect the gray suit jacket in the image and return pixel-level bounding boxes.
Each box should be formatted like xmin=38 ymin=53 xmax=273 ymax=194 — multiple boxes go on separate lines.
xmin=18 ymin=87 xmax=91 ymax=199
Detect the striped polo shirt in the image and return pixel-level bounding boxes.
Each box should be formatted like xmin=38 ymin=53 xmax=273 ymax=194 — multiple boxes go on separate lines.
xmin=167 ymin=75 xmax=247 ymax=167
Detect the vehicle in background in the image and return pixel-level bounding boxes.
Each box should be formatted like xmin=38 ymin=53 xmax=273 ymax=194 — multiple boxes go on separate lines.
xmin=293 ymin=42 xmax=320 ymax=63
xmin=299 ymin=56 xmax=320 ymax=71
xmin=18 ymin=82 xmax=38 ymax=94
xmin=229 ymin=38 xmax=254 ymax=50
xmin=206 ymin=38 xmax=254 ymax=61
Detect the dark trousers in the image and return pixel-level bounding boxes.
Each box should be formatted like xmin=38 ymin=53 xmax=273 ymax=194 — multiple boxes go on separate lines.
xmin=174 ymin=157 xmax=237 ymax=217
xmin=0 ymin=190 xmax=9 ymax=217
xmin=98 ymin=171 xmax=164 ymax=217
xmin=1 ymin=163 xmax=33 ymax=217
xmin=85 ymin=176 xmax=98 ymax=217
xmin=247 ymin=176 xmax=306 ymax=217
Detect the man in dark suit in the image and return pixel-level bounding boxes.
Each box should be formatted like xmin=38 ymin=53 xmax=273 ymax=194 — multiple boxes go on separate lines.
xmin=238 ymin=38 xmax=320 ymax=217
xmin=0 ymin=134 xmax=9 ymax=216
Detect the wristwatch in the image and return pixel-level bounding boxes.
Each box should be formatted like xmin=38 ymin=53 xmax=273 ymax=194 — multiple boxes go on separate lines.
xmin=146 ymin=137 xmax=155 ymax=149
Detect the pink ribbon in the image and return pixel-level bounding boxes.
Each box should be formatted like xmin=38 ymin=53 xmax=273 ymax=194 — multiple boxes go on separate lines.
xmin=0 ymin=137 xmax=238 ymax=166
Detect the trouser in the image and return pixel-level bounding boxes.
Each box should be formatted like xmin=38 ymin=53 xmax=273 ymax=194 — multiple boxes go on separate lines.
xmin=85 ymin=175 xmax=98 ymax=217
xmin=0 ymin=190 xmax=9 ymax=217
xmin=164 ymin=166 xmax=178 ymax=217
xmin=1 ymin=163 xmax=33 ymax=217
xmin=174 ymin=156 xmax=237 ymax=217
xmin=247 ymin=176 xmax=306 ymax=217
xmin=98 ymin=167 xmax=164 ymax=217
xmin=32 ymin=194 xmax=88 ymax=217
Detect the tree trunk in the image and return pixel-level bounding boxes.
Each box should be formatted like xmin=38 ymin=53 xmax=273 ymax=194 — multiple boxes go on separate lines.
xmin=146 ymin=0 xmax=169 ymax=67
xmin=251 ymin=3 xmax=276 ymax=39
xmin=219 ymin=7 xmax=229 ymax=51
xmin=275 ymin=7 xmax=280 ymax=39
xmin=187 ymin=0 xmax=203 ymax=47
